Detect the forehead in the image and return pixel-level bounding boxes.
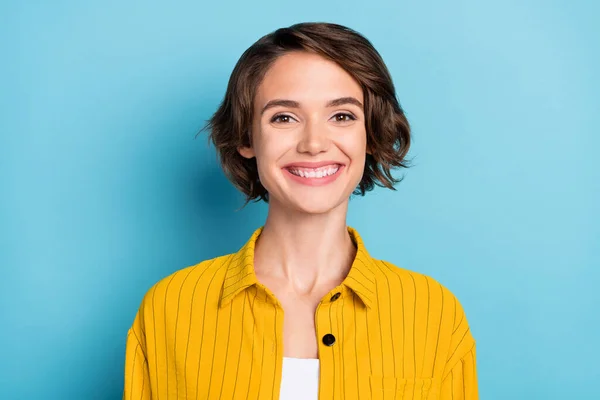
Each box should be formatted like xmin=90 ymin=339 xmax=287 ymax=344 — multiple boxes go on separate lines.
xmin=255 ymin=51 xmax=363 ymax=107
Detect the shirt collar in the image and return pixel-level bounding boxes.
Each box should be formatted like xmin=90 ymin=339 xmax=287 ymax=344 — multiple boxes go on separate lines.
xmin=219 ymin=226 xmax=377 ymax=309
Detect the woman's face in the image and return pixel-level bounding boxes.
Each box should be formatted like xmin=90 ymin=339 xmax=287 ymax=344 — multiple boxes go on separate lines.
xmin=239 ymin=51 xmax=368 ymax=215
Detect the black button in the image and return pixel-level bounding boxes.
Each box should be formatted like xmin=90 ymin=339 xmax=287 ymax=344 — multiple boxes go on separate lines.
xmin=330 ymin=292 xmax=341 ymax=302
xmin=322 ymin=333 xmax=336 ymax=346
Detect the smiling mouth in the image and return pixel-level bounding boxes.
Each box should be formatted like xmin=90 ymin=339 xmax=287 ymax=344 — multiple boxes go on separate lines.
xmin=285 ymin=164 xmax=341 ymax=179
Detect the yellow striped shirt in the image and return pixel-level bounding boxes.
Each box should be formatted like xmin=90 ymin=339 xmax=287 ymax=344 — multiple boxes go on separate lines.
xmin=123 ymin=226 xmax=478 ymax=399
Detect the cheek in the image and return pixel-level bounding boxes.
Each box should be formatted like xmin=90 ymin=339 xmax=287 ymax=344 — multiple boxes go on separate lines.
xmin=253 ymin=132 xmax=290 ymax=178
xmin=258 ymin=127 xmax=294 ymax=157
xmin=340 ymin=128 xmax=368 ymax=158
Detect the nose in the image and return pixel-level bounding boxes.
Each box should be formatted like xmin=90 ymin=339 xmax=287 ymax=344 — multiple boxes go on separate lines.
xmin=296 ymin=119 xmax=330 ymax=155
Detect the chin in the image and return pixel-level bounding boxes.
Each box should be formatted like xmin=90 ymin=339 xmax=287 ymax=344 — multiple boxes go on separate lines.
xmin=264 ymin=174 xmax=359 ymax=215
xmin=284 ymin=192 xmax=348 ymax=215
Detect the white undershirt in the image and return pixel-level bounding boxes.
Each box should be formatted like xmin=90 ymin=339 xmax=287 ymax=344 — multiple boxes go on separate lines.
xmin=279 ymin=357 xmax=320 ymax=399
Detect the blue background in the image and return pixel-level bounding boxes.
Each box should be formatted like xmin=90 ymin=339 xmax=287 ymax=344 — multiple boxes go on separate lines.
xmin=1 ymin=0 xmax=598 ymax=398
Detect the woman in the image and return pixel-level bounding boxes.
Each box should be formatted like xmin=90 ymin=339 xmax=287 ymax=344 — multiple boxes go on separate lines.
xmin=123 ymin=22 xmax=478 ymax=400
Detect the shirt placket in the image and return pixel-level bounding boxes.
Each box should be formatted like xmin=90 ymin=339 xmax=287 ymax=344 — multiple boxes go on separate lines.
xmin=315 ymin=286 xmax=345 ymax=400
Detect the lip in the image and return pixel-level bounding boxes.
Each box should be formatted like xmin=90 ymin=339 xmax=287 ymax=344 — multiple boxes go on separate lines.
xmin=282 ymin=160 xmax=344 ymax=169
xmin=282 ymin=164 xmax=345 ymax=187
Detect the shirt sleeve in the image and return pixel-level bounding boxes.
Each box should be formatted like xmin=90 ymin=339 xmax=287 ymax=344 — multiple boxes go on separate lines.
xmin=439 ymin=294 xmax=479 ymax=399
xmin=123 ymin=327 xmax=151 ymax=400
xmin=440 ymin=342 xmax=478 ymax=399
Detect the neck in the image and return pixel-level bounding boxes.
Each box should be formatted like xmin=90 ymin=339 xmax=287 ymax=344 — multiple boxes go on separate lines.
xmin=253 ymin=198 xmax=356 ymax=294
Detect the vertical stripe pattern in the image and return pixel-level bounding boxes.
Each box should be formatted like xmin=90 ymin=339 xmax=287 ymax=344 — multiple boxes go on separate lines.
xmin=123 ymin=226 xmax=478 ymax=399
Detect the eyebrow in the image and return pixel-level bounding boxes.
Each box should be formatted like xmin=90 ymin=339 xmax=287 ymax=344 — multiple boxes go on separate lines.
xmin=260 ymin=96 xmax=364 ymax=115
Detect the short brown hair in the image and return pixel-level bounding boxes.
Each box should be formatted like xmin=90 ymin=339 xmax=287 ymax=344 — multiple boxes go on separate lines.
xmin=200 ymin=22 xmax=412 ymax=205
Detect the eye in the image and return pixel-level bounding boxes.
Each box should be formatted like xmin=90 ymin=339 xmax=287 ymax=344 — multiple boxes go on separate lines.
xmin=332 ymin=112 xmax=356 ymax=123
xmin=270 ymin=113 xmax=296 ymax=124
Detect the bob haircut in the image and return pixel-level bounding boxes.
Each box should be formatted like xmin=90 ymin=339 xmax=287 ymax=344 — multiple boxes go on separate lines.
xmin=202 ymin=22 xmax=412 ymax=205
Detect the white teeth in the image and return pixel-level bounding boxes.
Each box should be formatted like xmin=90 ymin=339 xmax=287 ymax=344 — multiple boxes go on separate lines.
xmin=288 ymin=165 xmax=340 ymax=178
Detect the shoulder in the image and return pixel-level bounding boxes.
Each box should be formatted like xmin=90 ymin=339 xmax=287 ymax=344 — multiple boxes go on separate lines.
xmin=136 ymin=253 xmax=234 ymax=317
xmin=372 ymin=258 xmax=472 ymax=334
xmin=127 ymin=254 xmax=235 ymax=346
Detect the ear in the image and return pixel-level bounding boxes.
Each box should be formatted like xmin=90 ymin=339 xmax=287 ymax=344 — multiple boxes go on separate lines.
xmin=238 ymin=146 xmax=256 ymax=159
xmin=366 ymin=143 xmax=373 ymax=155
